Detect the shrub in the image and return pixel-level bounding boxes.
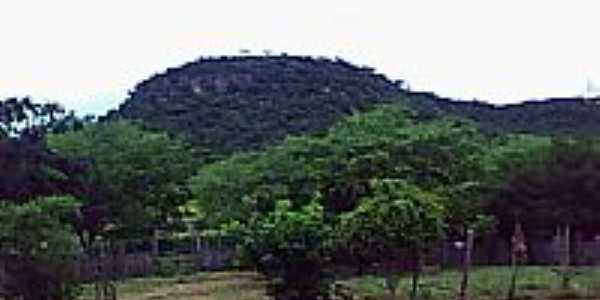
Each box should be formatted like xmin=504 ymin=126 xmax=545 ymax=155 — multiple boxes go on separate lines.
xmin=225 ymin=198 xmax=334 ymax=300
xmin=0 ymin=196 xmax=82 ymax=300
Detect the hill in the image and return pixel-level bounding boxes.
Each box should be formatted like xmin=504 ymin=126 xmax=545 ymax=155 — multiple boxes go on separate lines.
xmin=113 ymin=54 xmax=600 ymax=155
xmin=114 ymin=55 xmax=401 ymax=155
xmin=401 ymin=91 xmax=600 ymax=138
xmin=403 ymin=91 xmax=600 ymax=138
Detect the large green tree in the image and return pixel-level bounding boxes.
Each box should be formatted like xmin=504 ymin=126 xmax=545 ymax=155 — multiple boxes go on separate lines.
xmin=226 ymin=198 xmax=334 ymax=300
xmin=0 ymin=97 xmax=91 ymax=202
xmin=189 ymin=104 xmax=486 ymax=227
xmin=443 ymin=134 xmax=552 ymax=235
xmin=487 ymin=139 xmax=600 ymax=235
xmin=47 ymin=121 xmax=199 ymax=245
xmin=0 ymin=196 xmax=82 ymax=300
xmin=337 ymin=179 xmax=446 ymax=299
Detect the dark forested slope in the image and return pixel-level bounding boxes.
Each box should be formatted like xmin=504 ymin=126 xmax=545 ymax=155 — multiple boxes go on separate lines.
xmin=115 ymin=55 xmax=401 ymax=155
xmin=403 ymin=92 xmax=600 ymax=138
xmin=113 ymin=55 xmax=600 ymax=156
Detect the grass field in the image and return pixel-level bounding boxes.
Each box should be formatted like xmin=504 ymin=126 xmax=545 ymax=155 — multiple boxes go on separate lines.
xmin=82 ymin=267 xmax=600 ymax=300
xmin=344 ymin=266 xmax=600 ymax=300
xmin=81 ymin=272 xmax=267 ymax=300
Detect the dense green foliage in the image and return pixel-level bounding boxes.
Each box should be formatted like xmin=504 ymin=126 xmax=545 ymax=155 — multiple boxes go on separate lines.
xmin=404 ymin=92 xmax=600 ymax=138
xmin=337 ymin=179 xmax=446 ymax=298
xmin=487 ymin=139 xmax=600 ymax=236
xmin=0 ymin=97 xmax=91 ymax=202
xmin=0 ymin=97 xmax=95 ymax=299
xmin=112 ymin=55 xmax=600 ymax=159
xmin=475 ymin=134 xmax=552 ymax=178
xmin=114 ymin=55 xmax=401 ymax=156
xmin=0 ymin=196 xmax=80 ymax=255
xmin=47 ymin=121 xmax=199 ymax=244
xmin=338 ymin=179 xmax=445 ymax=263
xmin=0 ymin=138 xmax=89 ymax=202
xmin=226 ymin=199 xmax=334 ymax=300
xmin=0 ymin=196 xmax=82 ymax=300
xmin=189 ymin=104 xmax=486 ymax=227
xmin=191 ymin=103 xmax=489 ymax=299
xmin=446 ymin=134 xmax=552 ymax=235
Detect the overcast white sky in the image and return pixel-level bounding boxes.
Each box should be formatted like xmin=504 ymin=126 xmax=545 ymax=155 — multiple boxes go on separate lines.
xmin=1 ymin=0 xmax=599 ymax=115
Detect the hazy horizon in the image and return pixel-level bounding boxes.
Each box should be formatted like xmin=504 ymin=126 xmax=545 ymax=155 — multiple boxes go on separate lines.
xmin=1 ymin=0 xmax=599 ymax=116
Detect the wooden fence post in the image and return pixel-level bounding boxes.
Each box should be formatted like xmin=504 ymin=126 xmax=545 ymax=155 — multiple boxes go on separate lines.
xmin=560 ymin=224 xmax=571 ymax=289
xmin=459 ymin=229 xmax=475 ymax=300
xmin=151 ymin=229 xmax=160 ymax=257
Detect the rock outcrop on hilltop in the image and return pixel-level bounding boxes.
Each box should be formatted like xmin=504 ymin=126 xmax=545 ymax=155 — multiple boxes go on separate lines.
xmin=114 ymin=55 xmax=401 ymax=155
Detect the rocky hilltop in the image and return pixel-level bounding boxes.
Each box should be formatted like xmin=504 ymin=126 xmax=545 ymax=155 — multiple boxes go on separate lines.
xmin=115 ymin=55 xmax=401 ymax=155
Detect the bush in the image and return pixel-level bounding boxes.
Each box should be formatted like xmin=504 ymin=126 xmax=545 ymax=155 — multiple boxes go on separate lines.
xmin=225 ymin=199 xmax=335 ymax=300
xmin=153 ymin=257 xmax=179 ymax=277
xmin=152 ymin=255 xmax=196 ymax=277
xmin=0 ymin=196 xmax=82 ymax=300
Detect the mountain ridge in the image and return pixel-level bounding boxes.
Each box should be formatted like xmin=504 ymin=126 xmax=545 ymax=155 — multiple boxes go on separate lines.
xmin=111 ymin=55 xmax=600 ymax=156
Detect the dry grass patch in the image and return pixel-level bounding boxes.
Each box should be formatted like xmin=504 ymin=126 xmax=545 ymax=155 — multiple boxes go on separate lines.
xmin=81 ymin=272 xmax=266 ymax=300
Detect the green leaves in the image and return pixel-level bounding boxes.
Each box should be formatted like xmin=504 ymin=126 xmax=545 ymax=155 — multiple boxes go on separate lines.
xmin=487 ymin=138 xmax=600 ymax=231
xmin=47 ymin=121 xmax=198 ymax=239
xmin=337 ymin=179 xmax=446 ymax=260
xmin=0 ymin=196 xmax=82 ymax=299
xmin=224 ymin=197 xmax=334 ymax=298
xmin=117 ymin=56 xmax=401 ymax=155
xmin=189 ymin=104 xmax=487 ymax=227
xmin=0 ymin=195 xmax=80 ymax=257
xmin=238 ymin=198 xmax=331 ymax=259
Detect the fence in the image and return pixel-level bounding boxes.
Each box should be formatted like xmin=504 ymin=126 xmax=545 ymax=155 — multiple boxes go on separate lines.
xmin=70 ymin=237 xmax=600 ymax=279
xmin=0 ymin=238 xmax=238 ymax=297
xmin=436 ymin=238 xmax=600 ymax=267
xmin=2 ymin=236 xmax=600 ymax=288
xmin=70 ymin=244 xmax=238 ymax=281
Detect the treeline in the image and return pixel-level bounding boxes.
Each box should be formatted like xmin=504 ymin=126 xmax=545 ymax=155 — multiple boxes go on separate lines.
xmin=403 ymin=91 xmax=600 ymax=137
xmin=112 ymin=55 xmax=600 ymax=161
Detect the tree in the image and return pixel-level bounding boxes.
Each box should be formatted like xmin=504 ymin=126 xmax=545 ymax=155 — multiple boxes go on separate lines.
xmin=0 ymin=97 xmax=91 ymax=202
xmin=0 ymin=138 xmax=90 ymax=202
xmin=0 ymin=97 xmax=73 ymax=140
xmin=47 ymin=121 xmax=199 ymax=246
xmin=189 ymin=104 xmax=486 ymax=227
xmin=225 ymin=198 xmax=334 ymax=300
xmin=487 ymin=138 xmax=600 ymax=235
xmin=337 ymin=179 xmax=446 ymax=300
xmin=486 ymin=138 xmax=600 ymax=287
xmin=0 ymin=196 xmax=82 ymax=300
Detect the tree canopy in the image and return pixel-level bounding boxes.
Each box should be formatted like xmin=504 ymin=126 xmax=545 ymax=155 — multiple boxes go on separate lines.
xmin=337 ymin=179 xmax=445 ymax=262
xmin=404 ymin=91 xmax=600 ymax=138
xmin=486 ymin=139 xmax=600 ymax=236
xmin=188 ymin=104 xmax=487 ymax=227
xmin=0 ymin=97 xmax=91 ymax=202
xmin=47 ymin=121 xmax=199 ymax=243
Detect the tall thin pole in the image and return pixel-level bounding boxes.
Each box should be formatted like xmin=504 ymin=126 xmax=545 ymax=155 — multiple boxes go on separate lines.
xmin=459 ymin=229 xmax=475 ymax=300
